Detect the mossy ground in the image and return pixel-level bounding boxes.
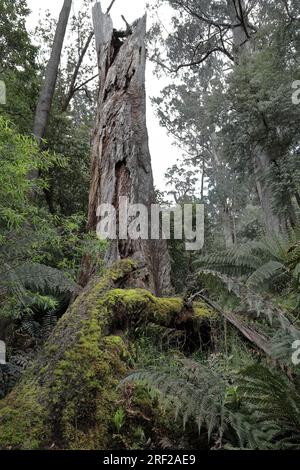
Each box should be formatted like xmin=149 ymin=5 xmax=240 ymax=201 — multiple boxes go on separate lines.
xmin=0 ymin=260 xmax=216 ymax=450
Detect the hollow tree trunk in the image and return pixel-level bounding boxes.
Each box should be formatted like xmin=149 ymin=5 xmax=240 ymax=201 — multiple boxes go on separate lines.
xmin=82 ymin=3 xmax=171 ymax=295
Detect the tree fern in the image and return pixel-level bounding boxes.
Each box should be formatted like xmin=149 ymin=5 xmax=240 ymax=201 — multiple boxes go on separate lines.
xmin=237 ymin=364 xmax=300 ymax=449
xmin=1 ymin=262 xmax=77 ymax=296
xmin=124 ymin=360 xmax=300 ymax=449
xmin=195 ymin=242 xmax=265 ymax=278
xmin=246 ymin=260 xmax=287 ymax=288
xmin=196 ymin=233 xmax=300 ymax=292
xmin=124 ymin=362 xmax=228 ymax=441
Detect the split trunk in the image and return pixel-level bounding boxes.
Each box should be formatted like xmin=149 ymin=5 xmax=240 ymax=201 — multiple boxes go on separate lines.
xmin=82 ymin=3 xmax=171 ymax=295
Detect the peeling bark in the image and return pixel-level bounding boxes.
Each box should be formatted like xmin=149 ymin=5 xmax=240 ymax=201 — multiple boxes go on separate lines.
xmin=83 ymin=3 xmax=171 ymax=295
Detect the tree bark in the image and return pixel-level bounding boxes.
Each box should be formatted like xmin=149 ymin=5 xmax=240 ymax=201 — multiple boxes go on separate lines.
xmin=254 ymin=146 xmax=284 ymax=235
xmin=223 ymin=204 xmax=235 ymax=249
xmin=211 ymin=139 xmax=235 ymax=248
xmin=33 ymin=0 xmax=72 ymax=148
xmin=82 ymin=3 xmax=171 ymax=295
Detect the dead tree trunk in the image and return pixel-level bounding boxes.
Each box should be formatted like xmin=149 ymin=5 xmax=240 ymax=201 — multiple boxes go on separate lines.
xmin=82 ymin=3 xmax=171 ymax=295
xmin=33 ymin=0 xmax=72 ymax=148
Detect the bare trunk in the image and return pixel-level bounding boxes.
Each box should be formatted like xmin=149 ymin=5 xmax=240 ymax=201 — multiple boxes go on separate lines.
xmin=227 ymin=0 xmax=250 ymax=58
xmin=254 ymin=146 xmax=283 ymax=235
xmin=223 ymin=205 xmax=235 ymax=249
xmin=295 ymin=191 xmax=300 ymax=208
xmin=33 ymin=0 xmax=72 ymax=147
xmin=211 ymin=139 xmax=235 ymax=248
xmin=82 ymin=3 xmax=171 ymax=295
xmin=61 ymin=31 xmax=94 ymax=113
xmin=200 ymin=156 xmax=205 ymax=201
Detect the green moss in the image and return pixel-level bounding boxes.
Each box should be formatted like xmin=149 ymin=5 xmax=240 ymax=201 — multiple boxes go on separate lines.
xmin=0 ymin=259 xmax=216 ymax=450
xmin=103 ymin=289 xmax=184 ymax=328
xmin=0 ymin=382 xmax=47 ymax=449
xmin=193 ymin=301 xmax=216 ymax=319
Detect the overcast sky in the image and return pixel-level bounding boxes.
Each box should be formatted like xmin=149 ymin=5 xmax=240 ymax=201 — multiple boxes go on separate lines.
xmin=26 ymin=0 xmax=181 ymax=192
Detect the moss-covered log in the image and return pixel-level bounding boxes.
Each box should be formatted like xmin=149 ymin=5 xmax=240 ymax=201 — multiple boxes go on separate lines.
xmin=0 ymin=260 xmax=216 ymax=450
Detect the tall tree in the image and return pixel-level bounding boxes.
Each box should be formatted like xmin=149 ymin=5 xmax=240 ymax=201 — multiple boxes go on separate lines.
xmin=33 ymin=0 xmax=72 ymax=147
xmin=150 ymin=0 xmax=300 ymax=235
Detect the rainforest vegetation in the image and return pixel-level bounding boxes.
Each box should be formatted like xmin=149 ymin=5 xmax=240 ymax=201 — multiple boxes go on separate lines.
xmin=0 ymin=0 xmax=300 ymax=451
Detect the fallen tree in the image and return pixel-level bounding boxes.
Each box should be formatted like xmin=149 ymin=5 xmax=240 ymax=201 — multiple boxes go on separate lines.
xmin=0 ymin=260 xmax=216 ymax=450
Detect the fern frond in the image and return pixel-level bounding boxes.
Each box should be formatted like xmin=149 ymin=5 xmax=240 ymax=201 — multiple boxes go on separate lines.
xmin=237 ymin=364 xmax=300 ymax=449
xmin=246 ymin=261 xmax=287 ymax=288
xmin=196 ymin=233 xmax=300 ymax=294
xmin=195 ymin=243 xmax=265 ymax=278
xmin=124 ymin=364 xmax=227 ymax=438
xmin=1 ymin=262 xmax=77 ymax=296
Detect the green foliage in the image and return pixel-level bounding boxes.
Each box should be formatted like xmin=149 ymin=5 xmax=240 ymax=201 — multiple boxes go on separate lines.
xmin=1 ymin=262 xmax=76 ymax=299
xmin=0 ymin=117 xmax=46 ymax=230
xmin=0 ymin=118 xmax=83 ymax=339
xmin=196 ymin=232 xmax=300 ymax=295
xmin=236 ymin=364 xmax=300 ymax=449
xmin=125 ymin=362 xmax=227 ymax=438
xmin=113 ymin=408 xmax=126 ymax=434
xmin=0 ymin=0 xmax=36 ymax=70
xmin=126 ymin=357 xmax=300 ymax=449
xmin=0 ymin=0 xmax=39 ymax=134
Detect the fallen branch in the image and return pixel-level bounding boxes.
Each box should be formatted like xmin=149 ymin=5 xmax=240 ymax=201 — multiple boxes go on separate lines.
xmin=194 ymin=292 xmax=271 ymax=355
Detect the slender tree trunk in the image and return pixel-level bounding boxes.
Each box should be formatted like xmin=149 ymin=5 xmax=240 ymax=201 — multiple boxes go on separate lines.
xmin=200 ymin=156 xmax=205 ymax=201
xmin=227 ymin=0 xmax=250 ymax=59
xmin=81 ymin=3 xmax=171 ymax=295
xmin=295 ymin=192 xmax=300 ymax=208
xmin=61 ymin=31 xmax=94 ymax=113
xmin=254 ymin=146 xmax=283 ymax=235
xmin=223 ymin=204 xmax=235 ymax=249
xmin=33 ymin=0 xmax=72 ymax=148
xmin=211 ymin=140 xmax=235 ymax=248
